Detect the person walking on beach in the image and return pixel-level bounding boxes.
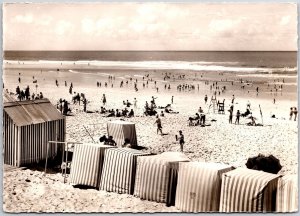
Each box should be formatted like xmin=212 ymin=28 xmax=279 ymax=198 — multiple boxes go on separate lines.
xmin=83 ymin=98 xmax=87 ymax=112
xmin=204 ymin=95 xmax=208 ymax=104
xmin=231 ymin=95 xmax=235 ymax=104
xmin=134 ymin=98 xmax=137 ymax=109
xmin=294 ymin=107 xmax=298 ymax=121
xmin=176 ymin=130 xmax=185 ymax=152
xmin=235 ymin=110 xmax=240 ymax=125
xmin=102 ymin=94 xmax=106 ymax=106
xmin=154 ymin=115 xmax=163 ymax=135
xmin=289 ymin=107 xmax=293 ymax=120
xmin=171 ymin=96 xmax=174 ymax=104
xmin=228 ymin=108 xmax=233 ymax=124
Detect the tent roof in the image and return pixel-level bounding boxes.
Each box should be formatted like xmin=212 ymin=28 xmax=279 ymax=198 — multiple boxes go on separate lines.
xmin=139 ymin=151 xmax=190 ymax=165
xmin=4 ymin=99 xmax=64 ymax=126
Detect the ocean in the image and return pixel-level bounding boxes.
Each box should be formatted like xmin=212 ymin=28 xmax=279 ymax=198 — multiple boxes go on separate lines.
xmin=3 ymin=51 xmax=297 ymax=74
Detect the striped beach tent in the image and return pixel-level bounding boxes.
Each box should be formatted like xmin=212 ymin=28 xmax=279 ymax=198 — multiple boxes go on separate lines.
xmin=3 ymin=99 xmax=65 ymax=167
xmin=69 ymin=143 xmax=116 ymax=188
xmin=219 ymin=168 xmax=280 ymax=212
xmin=175 ymin=162 xmax=234 ymax=212
xmin=276 ymin=174 xmax=298 ymax=212
xmin=107 ymin=120 xmax=137 ymax=147
xmin=134 ymin=152 xmax=190 ymax=206
xmin=99 ymin=148 xmax=150 ymax=194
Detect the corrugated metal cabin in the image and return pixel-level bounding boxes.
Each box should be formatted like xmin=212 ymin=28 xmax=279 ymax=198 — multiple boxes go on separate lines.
xmin=3 ymin=98 xmax=66 ymax=167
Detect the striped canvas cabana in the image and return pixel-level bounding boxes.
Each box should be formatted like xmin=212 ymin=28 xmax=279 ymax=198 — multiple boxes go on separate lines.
xmin=219 ymin=168 xmax=280 ymax=212
xmin=69 ymin=143 xmax=117 ymax=188
xmin=3 ymin=99 xmax=65 ymax=167
xmin=134 ymin=152 xmax=190 ymax=206
xmin=99 ymin=148 xmax=150 ymax=194
xmin=175 ymin=162 xmax=234 ymax=212
xmin=107 ymin=120 xmax=137 ymax=147
xmin=276 ymin=174 xmax=298 ymax=212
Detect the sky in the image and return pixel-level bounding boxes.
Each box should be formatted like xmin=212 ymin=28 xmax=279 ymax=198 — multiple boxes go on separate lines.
xmin=3 ymin=3 xmax=298 ymax=51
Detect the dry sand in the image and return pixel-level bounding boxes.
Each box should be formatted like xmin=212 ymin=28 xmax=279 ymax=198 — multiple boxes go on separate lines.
xmin=2 ymin=63 xmax=298 ymax=212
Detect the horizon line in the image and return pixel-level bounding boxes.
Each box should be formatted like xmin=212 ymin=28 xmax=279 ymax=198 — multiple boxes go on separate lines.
xmin=3 ymin=50 xmax=298 ymax=52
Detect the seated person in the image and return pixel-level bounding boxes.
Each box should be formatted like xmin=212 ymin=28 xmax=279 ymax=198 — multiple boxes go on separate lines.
xmin=160 ymin=111 xmax=164 ymax=117
xmin=106 ymin=109 xmax=115 ymax=117
xmin=116 ymin=109 xmax=121 ymax=117
xmin=104 ymin=136 xmax=117 ymax=146
xmin=198 ymin=107 xmax=204 ymax=113
xmin=247 ymin=116 xmax=256 ymax=126
xmin=122 ymin=108 xmax=129 ymax=116
xmin=128 ymin=109 xmax=134 ymax=117
xmin=123 ymin=138 xmax=131 ymax=148
xmin=100 ymin=106 xmax=106 ymax=114
xmin=126 ymin=100 xmax=132 ymax=107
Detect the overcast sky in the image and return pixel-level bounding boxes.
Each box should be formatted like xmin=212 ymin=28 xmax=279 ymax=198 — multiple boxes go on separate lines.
xmin=3 ymin=3 xmax=297 ymax=51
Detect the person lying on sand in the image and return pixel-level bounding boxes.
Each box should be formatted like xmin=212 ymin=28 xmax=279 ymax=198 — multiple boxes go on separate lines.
xmin=165 ymin=107 xmax=179 ymax=114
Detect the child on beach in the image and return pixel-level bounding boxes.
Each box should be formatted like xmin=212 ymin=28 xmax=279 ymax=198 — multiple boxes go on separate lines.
xmin=175 ymin=130 xmax=185 ymax=152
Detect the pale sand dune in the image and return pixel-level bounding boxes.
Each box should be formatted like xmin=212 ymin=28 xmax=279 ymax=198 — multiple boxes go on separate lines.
xmin=3 ymin=65 xmax=298 ymax=212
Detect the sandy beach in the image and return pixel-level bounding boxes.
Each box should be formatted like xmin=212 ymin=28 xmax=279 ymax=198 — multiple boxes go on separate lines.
xmin=2 ymin=61 xmax=298 ymax=212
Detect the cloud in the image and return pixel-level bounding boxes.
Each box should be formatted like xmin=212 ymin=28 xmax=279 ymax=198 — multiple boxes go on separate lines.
xmin=55 ymin=20 xmax=74 ymax=35
xmin=36 ymin=15 xmax=53 ymax=26
xmin=81 ymin=18 xmax=95 ymax=34
xmin=280 ymin=15 xmax=291 ymax=25
xmin=14 ymin=14 xmax=33 ymax=23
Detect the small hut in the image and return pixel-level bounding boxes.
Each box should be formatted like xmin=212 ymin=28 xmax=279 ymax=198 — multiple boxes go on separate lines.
xmin=107 ymin=120 xmax=137 ymax=147
xmin=175 ymin=162 xmax=234 ymax=212
xmin=3 ymin=98 xmax=65 ymax=167
xmin=99 ymin=148 xmax=150 ymax=194
xmin=134 ymin=152 xmax=190 ymax=206
xmin=219 ymin=168 xmax=280 ymax=212
xmin=276 ymin=174 xmax=298 ymax=212
xmin=69 ymin=143 xmax=117 ymax=188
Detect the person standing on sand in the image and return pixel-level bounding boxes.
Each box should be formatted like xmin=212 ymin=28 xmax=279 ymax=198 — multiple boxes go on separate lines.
xmin=102 ymin=94 xmax=106 ymax=106
xmin=176 ymin=130 xmax=185 ymax=152
xmin=134 ymin=98 xmax=137 ymax=109
xmin=235 ymin=110 xmax=240 ymax=125
xmin=171 ymin=96 xmax=174 ymax=104
xmin=83 ymin=98 xmax=87 ymax=112
xmin=228 ymin=108 xmax=233 ymax=124
xmin=289 ymin=107 xmax=293 ymax=120
xmin=154 ymin=115 xmax=163 ymax=135
xmin=231 ymin=95 xmax=235 ymax=104
xmin=204 ymin=95 xmax=208 ymax=104
xmin=294 ymin=107 xmax=298 ymax=121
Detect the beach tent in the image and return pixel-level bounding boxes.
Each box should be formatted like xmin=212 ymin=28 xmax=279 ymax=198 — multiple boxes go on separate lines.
xmin=276 ymin=174 xmax=298 ymax=212
xmin=134 ymin=152 xmax=190 ymax=206
xmin=175 ymin=162 xmax=234 ymax=212
xmin=3 ymin=99 xmax=65 ymax=167
xmin=69 ymin=143 xmax=117 ymax=188
xmin=99 ymin=148 xmax=150 ymax=194
xmin=107 ymin=120 xmax=137 ymax=147
xmin=219 ymin=168 xmax=280 ymax=212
